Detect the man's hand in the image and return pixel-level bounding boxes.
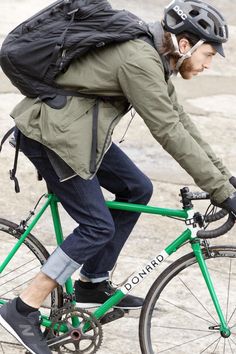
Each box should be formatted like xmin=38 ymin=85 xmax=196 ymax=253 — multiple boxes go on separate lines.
xmin=220 ymin=191 xmax=236 ymax=219
xmin=229 ymin=176 xmax=236 ymax=189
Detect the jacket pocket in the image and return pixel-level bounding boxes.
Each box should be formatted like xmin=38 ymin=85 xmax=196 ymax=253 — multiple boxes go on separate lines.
xmin=41 ymin=96 xmax=96 ymax=132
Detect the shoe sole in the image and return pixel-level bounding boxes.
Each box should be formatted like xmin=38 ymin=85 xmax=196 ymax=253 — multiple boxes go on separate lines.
xmin=0 ymin=314 xmax=37 ymax=354
xmin=76 ymin=302 xmax=142 ymax=310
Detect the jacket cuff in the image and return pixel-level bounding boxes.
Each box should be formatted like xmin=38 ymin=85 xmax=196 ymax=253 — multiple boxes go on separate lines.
xmin=212 ymin=183 xmax=236 ymax=204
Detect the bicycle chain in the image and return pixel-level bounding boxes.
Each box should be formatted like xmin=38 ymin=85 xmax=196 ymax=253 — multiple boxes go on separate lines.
xmin=46 ymin=304 xmax=103 ymax=354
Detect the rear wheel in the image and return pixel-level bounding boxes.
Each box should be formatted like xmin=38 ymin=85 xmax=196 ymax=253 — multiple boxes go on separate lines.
xmin=139 ymin=246 xmax=236 ymax=354
xmin=0 ymin=218 xmax=63 ymax=351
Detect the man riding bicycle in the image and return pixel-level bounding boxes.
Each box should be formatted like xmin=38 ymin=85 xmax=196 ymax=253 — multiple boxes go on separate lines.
xmin=1 ymin=0 xmax=236 ymax=353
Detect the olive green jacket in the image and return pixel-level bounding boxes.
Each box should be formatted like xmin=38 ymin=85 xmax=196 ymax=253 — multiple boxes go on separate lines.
xmin=11 ymin=39 xmax=234 ymax=203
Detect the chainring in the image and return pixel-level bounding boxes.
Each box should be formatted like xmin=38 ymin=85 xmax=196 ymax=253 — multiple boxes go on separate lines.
xmin=46 ymin=304 xmax=103 ymax=354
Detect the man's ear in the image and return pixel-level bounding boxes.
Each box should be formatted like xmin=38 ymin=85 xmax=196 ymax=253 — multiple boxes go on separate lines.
xmin=178 ymin=38 xmax=192 ymax=54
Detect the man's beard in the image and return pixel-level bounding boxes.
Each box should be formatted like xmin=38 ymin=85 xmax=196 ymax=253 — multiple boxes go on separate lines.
xmin=178 ymin=57 xmax=195 ymax=79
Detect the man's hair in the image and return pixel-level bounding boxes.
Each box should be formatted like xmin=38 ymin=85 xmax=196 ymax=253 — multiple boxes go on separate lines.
xmin=160 ymin=31 xmax=202 ymax=59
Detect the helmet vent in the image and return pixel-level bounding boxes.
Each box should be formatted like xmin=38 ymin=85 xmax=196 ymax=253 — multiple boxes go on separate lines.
xmin=198 ymin=19 xmax=209 ymax=30
xmin=189 ymin=9 xmax=199 ymax=18
xmin=168 ymin=10 xmax=183 ymax=25
xmin=219 ymin=27 xmax=225 ymax=38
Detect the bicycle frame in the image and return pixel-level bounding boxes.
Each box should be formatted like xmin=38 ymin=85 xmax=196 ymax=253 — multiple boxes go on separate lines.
xmin=0 ymin=193 xmax=231 ymax=337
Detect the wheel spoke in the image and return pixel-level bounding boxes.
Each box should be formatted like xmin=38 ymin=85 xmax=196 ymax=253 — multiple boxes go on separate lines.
xmin=229 ymin=336 xmax=236 ymax=346
xmin=0 ymin=262 xmax=40 ymax=290
xmin=0 ymin=341 xmax=22 ymax=350
xmin=156 ymin=332 xmax=219 ymax=353
xmin=225 ymin=259 xmax=232 ymax=322
xmin=229 ymin=338 xmax=234 ymax=353
xmin=0 ymin=342 xmax=5 ymax=354
xmin=159 ymin=297 xmax=216 ymax=325
xmin=212 ymin=336 xmax=221 ymax=353
xmin=228 ymin=307 xmax=236 ymax=325
xmin=223 ymin=338 xmax=226 ymax=354
xmin=155 ymin=325 xmax=213 ymax=333
xmin=140 ymin=247 xmax=236 ymax=354
xmin=0 ymin=257 xmax=36 ymax=281
xmin=0 ymin=267 xmax=40 ymax=298
xmin=199 ymin=335 xmax=221 ymax=353
xmin=178 ymin=276 xmax=217 ymax=324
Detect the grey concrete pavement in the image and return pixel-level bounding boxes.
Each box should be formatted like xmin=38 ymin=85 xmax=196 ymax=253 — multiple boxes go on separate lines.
xmin=0 ymin=1 xmax=236 ymax=353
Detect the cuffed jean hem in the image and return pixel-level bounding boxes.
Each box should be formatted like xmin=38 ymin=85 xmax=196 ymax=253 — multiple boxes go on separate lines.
xmin=79 ymin=268 xmax=109 ymax=283
xmin=41 ymin=247 xmax=81 ymax=286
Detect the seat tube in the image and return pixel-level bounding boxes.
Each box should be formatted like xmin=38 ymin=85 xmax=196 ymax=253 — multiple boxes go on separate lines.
xmin=191 ymin=240 xmax=231 ymax=337
xmin=49 ymin=194 xmax=64 ymax=246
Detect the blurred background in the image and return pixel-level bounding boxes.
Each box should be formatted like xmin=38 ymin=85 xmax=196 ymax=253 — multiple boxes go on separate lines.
xmin=0 ymin=1 xmax=235 ymax=353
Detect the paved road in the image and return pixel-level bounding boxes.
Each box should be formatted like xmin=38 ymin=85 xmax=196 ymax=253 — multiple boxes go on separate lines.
xmin=0 ymin=1 xmax=236 ymax=353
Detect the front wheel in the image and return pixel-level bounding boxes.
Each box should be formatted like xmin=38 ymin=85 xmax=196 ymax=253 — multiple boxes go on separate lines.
xmin=139 ymin=246 xmax=236 ymax=354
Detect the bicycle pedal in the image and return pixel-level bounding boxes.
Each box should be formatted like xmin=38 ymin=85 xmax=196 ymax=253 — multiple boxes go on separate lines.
xmin=100 ymin=308 xmax=126 ymax=325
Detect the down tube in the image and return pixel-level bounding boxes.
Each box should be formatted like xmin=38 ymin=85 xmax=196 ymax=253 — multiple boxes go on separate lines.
xmin=92 ymin=229 xmax=192 ymax=321
xmin=120 ymin=228 xmax=191 ymax=295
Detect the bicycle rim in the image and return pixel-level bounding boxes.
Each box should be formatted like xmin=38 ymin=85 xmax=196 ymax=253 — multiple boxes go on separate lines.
xmin=0 ymin=219 xmax=63 ymax=351
xmin=139 ymin=246 xmax=236 ymax=354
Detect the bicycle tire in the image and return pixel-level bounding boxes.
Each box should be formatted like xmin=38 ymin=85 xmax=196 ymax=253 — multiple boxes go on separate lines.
xmin=0 ymin=218 xmax=63 ymax=350
xmin=139 ymin=245 xmax=236 ymax=354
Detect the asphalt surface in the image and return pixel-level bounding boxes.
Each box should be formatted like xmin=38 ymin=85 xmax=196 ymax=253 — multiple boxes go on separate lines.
xmin=0 ymin=1 xmax=236 ymax=353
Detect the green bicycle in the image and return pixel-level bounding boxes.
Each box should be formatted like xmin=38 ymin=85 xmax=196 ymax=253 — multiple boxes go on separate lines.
xmin=0 ymin=186 xmax=235 ymax=353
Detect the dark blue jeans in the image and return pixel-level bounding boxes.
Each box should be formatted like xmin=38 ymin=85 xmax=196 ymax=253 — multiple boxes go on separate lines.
xmin=19 ymin=134 xmax=153 ymax=281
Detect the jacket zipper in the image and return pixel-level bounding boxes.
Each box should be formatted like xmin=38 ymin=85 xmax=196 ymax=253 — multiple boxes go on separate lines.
xmin=89 ymin=113 xmax=124 ymax=179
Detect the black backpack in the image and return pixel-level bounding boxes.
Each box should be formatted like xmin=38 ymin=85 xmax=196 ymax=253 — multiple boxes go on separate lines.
xmin=0 ymin=0 xmax=153 ymax=192
xmin=0 ymin=0 xmax=151 ymax=103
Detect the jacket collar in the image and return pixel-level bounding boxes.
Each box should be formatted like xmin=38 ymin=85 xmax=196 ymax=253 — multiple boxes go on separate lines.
xmin=148 ymin=21 xmax=173 ymax=81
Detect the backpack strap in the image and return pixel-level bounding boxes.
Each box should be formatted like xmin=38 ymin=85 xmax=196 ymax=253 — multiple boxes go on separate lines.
xmin=0 ymin=126 xmax=21 ymax=193
xmin=90 ymin=100 xmax=99 ymax=174
xmin=38 ymin=89 xmax=125 ymax=109
xmin=9 ymin=129 xmax=21 ymax=193
xmin=0 ymin=126 xmax=15 ymax=152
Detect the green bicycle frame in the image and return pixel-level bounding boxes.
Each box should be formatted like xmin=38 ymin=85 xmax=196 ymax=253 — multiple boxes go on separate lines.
xmin=0 ymin=193 xmax=230 ymax=337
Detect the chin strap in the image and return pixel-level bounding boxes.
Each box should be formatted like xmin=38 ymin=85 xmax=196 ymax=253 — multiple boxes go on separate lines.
xmin=171 ymin=34 xmax=205 ymax=73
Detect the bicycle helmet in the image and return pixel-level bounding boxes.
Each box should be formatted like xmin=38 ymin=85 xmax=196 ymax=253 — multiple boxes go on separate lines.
xmin=163 ymin=0 xmax=228 ymax=57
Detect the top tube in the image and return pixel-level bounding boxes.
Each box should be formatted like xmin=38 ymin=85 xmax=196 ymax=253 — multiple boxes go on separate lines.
xmin=49 ymin=193 xmax=188 ymax=219
xmin=105 ymin=200 xmax=188 ymax=219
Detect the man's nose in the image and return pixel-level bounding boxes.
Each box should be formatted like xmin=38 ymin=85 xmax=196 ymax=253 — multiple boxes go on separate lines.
xmin=204 ymin=58 xmax=212 ymax=69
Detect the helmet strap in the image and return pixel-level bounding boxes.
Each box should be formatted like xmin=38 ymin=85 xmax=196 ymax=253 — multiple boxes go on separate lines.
xmin=170 ymin=34 xmax=205 ymax=73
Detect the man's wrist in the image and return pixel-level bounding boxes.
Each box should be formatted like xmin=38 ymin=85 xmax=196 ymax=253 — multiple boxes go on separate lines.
xmin=229 ymin=176 xmax=236 ymax=188
xmin=220 ymin=191 xmax=236 ymax=217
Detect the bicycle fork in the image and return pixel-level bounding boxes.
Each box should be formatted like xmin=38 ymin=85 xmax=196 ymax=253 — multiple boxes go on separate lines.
xmin=191 ymin=240 xmax=231 ymax=338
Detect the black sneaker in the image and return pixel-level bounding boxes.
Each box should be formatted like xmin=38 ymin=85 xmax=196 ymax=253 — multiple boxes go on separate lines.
xmin=0 ymin=298 xmax=52 ymax=354
xmin=74 ymin=280 xmax=143 ymax=310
